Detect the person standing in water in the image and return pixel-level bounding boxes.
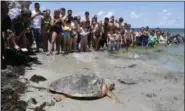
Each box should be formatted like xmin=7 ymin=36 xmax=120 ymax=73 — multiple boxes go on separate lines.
xmin=148 ymin=30 xmax=157 ymax=47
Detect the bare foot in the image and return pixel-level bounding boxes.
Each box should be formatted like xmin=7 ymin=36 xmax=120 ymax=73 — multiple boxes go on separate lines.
xmin=46 ymin=52 xmax=52 ymax=56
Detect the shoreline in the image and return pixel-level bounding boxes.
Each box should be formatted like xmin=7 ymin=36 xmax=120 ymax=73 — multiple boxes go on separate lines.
xmin=18 ymin=45 xmax=184 ymax=111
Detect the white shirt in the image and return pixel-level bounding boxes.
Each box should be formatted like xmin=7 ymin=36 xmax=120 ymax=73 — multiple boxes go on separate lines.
xmin=80 ymin=27 xmax=90 ymax=37
xmin=135 ymin=32 xmax=140 ymax=37
xmin=159 ymin=36 xmax=167 ymax=44
xmin=8 ymin=8 xmax=21 ymax=20
xmin=31 ymin=10 xmax=43 ymax=29
xmin=71 ymin=22 xmax=75 ymax=29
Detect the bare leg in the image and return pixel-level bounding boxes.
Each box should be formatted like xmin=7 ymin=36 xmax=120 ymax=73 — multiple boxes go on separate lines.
xmin=47 ymin=32 xmax=57 ymax=55
xmin=73 ymin=35 xmax=78 ymax=51
xmin=80 ymin=37 xmax=84 ymax=52
xmin=84 ymin=36 xmax=88 ymax=52
xmin=60 ymin=34 xmax=64 ymax=52
xmin=56 ymin=34 xmax=60 ymax=54
xmin=63 ymin=36 xmax=67 ymax=53
xmin=95 ymin=37 xmax=100 ymax=51
xmin=43 ymin=32 xmax=49 ymax=52
xmin=66 ymin=36 xmax=71 ymax=53
xmin=69 ymin=37 xmax=73 ymax=52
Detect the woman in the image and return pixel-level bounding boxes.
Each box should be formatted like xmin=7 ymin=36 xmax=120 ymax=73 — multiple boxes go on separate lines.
xmin=148 ymin=31 xmax=157 ymax=47
xmin=42 ymin=9 xmax=51 ymax=52
xmin=62 ymin=17 xmax=72 ymax=54
xmin=47 ymin=10 xmax=63 ymax=56
xmin=71 ymin=16 xmax=80 ymax=52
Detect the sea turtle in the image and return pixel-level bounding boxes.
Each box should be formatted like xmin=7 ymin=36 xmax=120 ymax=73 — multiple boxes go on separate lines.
xmin=29 ymin=73 xmax=120 ymax=105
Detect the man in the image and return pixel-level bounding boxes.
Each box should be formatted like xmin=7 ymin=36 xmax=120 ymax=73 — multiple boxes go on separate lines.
xmin=91 ymin=16 xmax=102 ymax=51
xmin=117 ymin=17 xmax=124 ymax=33
xmin=85 ymin=11 xmax=90 ymax=22
xmin=116 ymin=17 xmax=125 ymax=47
xmin=124 ymin=24 xmax=133 ymax=51
xmin=31 ymin=3 xmax=43 ymax=52
xmin=60 ymin=8 xmax=67 ymax=20
xmin=100 ymin=17 xmax=109 ymax=49
xmin=42 ymin=9 xmax=51 ymax=52
xmin=109 ymin=16 xmax=116 ymax=34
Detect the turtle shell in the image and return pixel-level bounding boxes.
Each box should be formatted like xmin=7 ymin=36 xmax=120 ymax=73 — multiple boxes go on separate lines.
xmin=49 ymin=73 xmax=105 ymax=98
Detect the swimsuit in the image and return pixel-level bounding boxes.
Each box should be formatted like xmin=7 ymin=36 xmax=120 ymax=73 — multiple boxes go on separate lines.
xmin=63 ymin=32 xmax=71 ymax=38
xmin=63 ymin=25 xmax=71 ymax=38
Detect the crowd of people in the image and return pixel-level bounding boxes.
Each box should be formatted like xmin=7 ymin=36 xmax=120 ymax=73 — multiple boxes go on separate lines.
xmin=2 ymin=2 xmax=184 ymax=58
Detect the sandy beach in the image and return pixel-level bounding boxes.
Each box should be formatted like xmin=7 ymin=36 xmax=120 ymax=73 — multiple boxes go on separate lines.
xmin=20 ymin=45 xmax=184 ymax=111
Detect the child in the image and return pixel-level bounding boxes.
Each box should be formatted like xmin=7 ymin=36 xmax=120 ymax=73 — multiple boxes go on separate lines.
xmin=114 ymin=28 xmax=122 ymax=51
xmin=79 ymin=21 xmax=90 ymax=52
xmin=107 ymin=30 xmax=116 ymax=52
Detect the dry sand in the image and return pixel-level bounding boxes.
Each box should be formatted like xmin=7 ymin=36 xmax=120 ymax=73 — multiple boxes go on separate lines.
xmin=20 ymin=47 xmax=184 ymax=111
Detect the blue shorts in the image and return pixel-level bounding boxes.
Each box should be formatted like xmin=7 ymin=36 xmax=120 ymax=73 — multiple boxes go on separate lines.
xmin=115 ymin=44 xmax=121 ymax=50
xmin=31 ymin=28 xmax=42 ymax=41
xmin=108 ymin=43 xmax=116 ymax=52
xmin=63 ymin=32 xmax=71 ymax=38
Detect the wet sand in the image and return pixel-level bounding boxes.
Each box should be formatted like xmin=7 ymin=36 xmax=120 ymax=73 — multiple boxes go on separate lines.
xmin=21 ymin=45 xmax=184 ymax=111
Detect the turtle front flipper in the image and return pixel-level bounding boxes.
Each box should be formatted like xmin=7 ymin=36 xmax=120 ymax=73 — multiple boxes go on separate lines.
xmin=107 ymin=91 xmax=121 ymax=104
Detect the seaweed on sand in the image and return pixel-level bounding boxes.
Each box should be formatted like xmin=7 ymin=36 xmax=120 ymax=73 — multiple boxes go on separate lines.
xmin=1 ymin=66 xmax=28 ymax=111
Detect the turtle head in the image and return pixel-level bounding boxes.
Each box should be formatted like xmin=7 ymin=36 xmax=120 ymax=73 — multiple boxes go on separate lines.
xmin=104 ymin=79 xmax=115 ymax=91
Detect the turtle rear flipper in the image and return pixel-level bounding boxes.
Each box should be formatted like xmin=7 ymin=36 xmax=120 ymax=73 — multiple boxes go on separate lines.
xmin=107 ymin=91 xmax=121 ymax=104
xmin=53 ymin=94 xmax=67 ymax=102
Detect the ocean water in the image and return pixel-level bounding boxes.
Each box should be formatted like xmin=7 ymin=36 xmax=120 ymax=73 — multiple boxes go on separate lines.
xmin=133 ymin=28 xmax=184 ymax=37
xmin=130 ymin=28 xmax=184 ymax=72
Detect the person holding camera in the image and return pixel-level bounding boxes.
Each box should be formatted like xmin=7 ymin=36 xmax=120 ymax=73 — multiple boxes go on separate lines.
xmin=47 ymin=10 xmax=64 ymax=56
xmin=31 ymin=3 xmax=44 ymax=52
